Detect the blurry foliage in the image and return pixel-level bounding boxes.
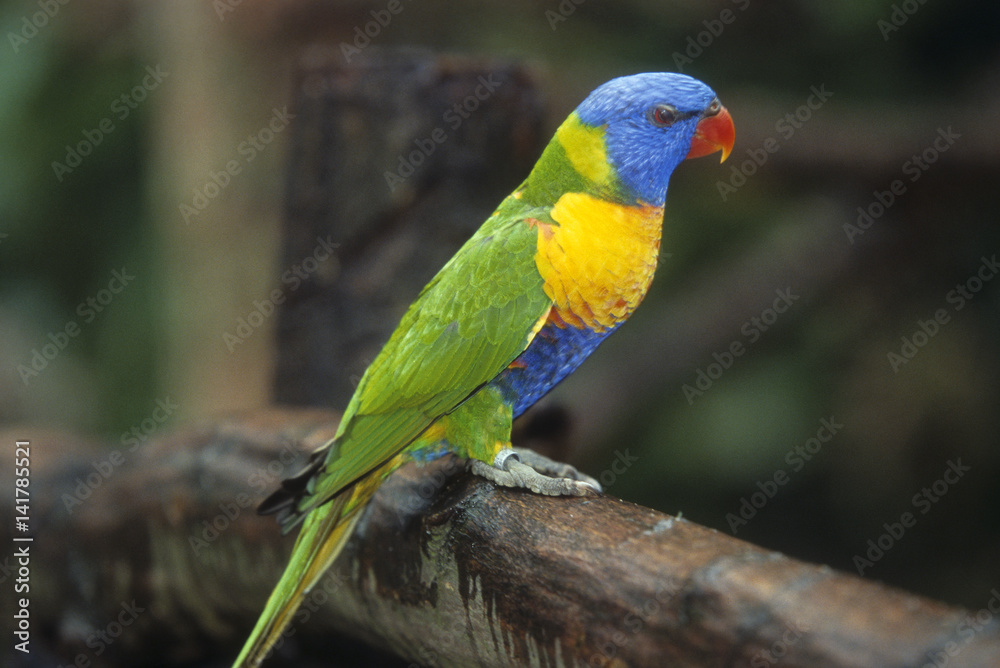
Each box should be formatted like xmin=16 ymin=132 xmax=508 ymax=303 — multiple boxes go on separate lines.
xmin=1 ymin=7 xmax=154 ymax=433
xmin=2 ymin=0 xmax=999 ymax=616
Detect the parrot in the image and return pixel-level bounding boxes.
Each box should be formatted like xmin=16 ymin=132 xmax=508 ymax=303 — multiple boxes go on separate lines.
xmin=233 ymin=71 xmax=734 ymax=667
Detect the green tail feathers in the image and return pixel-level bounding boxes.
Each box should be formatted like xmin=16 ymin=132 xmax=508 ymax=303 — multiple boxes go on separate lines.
xmin=232 ymin=493 xmax=363 ymax=667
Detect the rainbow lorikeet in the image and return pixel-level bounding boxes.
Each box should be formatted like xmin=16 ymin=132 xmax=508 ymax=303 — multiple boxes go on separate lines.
xmin=233 ymin=72 xmax=734 ymax=667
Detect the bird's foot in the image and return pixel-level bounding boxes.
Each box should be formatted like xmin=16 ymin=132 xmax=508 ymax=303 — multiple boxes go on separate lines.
xmin=469 ymin=448 xmax=602 ymax=496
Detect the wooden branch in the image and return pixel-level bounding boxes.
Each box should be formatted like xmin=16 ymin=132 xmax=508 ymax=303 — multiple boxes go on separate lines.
xmin=4 ymin=410 xmax=999 ymax=667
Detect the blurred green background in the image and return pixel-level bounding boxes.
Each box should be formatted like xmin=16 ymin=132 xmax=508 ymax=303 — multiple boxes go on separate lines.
xmin=2 ymin=0 xmax=999 ymax=622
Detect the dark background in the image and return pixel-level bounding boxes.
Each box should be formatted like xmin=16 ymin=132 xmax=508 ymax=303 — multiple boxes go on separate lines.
xmin=2 ymin=0 xmax=999 ymax=638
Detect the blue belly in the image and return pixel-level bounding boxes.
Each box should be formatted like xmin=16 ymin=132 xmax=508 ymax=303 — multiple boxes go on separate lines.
xmin=493 ymin=320 xmax=618 ymax=418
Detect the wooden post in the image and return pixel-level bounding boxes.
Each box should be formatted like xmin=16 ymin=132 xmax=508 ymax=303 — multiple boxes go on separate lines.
xmin=273 ymin=48 xmax=545 ymax=409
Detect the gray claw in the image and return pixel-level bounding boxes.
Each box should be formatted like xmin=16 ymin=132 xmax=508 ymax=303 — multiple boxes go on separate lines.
xmin=469 ymin=447 xmax=601 ymax=497
xmin=513 ymin=447 xmax=603 ymax=493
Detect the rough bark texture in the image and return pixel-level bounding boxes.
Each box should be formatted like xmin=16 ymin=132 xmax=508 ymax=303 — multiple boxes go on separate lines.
xmin=3 ymin=412 xmax=1000 ymax=667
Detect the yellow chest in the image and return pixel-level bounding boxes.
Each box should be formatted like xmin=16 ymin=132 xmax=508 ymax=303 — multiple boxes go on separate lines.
xmin=533 ymin=192 xmax=664 ymax=332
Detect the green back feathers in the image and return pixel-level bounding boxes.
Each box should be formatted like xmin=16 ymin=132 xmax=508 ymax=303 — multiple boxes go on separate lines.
xmin=284 ymin=205 xmax=554 ymax=523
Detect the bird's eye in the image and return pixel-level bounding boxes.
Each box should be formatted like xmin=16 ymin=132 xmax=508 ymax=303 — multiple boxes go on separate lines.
xmin=648 ymin=104 xmax=678 ymax=127
xmin=705 ymin=98 xmax=722 ymax=116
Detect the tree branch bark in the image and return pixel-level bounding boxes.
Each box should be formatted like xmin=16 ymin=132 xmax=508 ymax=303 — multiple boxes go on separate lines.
xmin=4 ymin=410 xmax=999 ymax=667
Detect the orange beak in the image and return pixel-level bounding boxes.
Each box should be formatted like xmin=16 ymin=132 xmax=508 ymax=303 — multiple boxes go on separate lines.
xmin=686 ymin=105 xmax=735 ymax=162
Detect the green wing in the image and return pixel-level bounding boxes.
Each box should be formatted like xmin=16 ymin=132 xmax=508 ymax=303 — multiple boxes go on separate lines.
xmin=270 ymin=200 xmax=554 ymax=526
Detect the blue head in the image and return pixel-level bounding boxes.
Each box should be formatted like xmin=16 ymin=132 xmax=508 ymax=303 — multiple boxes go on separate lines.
xmin=575 ymin=72 xmax=734 ymax=206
